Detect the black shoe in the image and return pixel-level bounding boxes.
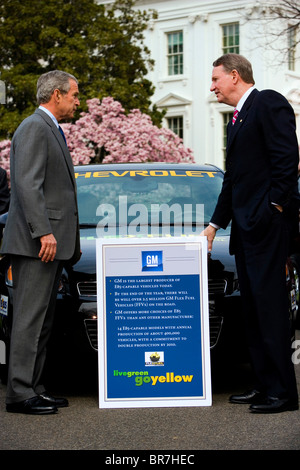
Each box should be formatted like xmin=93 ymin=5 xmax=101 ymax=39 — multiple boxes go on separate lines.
xmin=6 ymin=396 xmax=58 ymax=415
xmin=38 ymin=392 xmax=69 ymax=408
xmin=250 ymin=397 xmax=299 ymax=414
xmin=229 ymin=389 xmax=265 ymax=404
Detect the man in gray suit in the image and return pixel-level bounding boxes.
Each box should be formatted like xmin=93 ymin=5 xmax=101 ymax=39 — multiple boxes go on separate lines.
xmin=2 ymin=70 xmax=81 ymax=414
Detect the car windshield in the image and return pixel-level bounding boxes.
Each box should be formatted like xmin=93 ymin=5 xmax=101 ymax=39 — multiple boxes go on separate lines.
xmin=75 ymin=167 xmax=224 ymax=236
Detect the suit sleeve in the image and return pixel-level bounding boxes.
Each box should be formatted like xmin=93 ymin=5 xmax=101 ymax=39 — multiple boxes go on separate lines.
xmin=12 ymin=119 xmax=53 ymax=239
xmin=258 ymin=90 xmax=299 ymax=208
xmin=210 ymin=168 xmax=233 ymax=229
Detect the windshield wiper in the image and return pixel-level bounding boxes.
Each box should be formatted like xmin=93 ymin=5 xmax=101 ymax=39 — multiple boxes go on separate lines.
xmin=79 ymin=223 xmax=97 ymax=228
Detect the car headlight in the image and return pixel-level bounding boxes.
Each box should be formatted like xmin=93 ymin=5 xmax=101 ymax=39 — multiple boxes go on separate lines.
xmin=57 ymin=272 xmax=69 ymax=295
xmin=5 ymin=265 xmax=13 ymax=288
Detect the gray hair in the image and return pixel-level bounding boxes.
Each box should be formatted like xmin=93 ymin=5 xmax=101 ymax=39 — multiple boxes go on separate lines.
xmin=36 ymin=70 xmax=78 ymax=104
xmin=213 ymin=53 xmax=255 ymax=85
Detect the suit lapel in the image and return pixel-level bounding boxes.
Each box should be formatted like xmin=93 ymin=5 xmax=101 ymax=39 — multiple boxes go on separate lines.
xmin=34 ymin=109 xmax=76 ymax=187
xmin=51 ymin=125 xmax=76 ymax=187
xmin=226 ymin=89 xmax=259 ymax=152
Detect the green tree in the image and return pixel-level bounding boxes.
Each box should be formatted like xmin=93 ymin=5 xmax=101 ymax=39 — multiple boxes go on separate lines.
xmin=0 ymin=0 xmax=162 ymax=138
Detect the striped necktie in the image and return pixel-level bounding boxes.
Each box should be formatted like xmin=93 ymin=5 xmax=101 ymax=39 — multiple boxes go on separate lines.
xmin=232 ymin=108 xmax=239 ymax=125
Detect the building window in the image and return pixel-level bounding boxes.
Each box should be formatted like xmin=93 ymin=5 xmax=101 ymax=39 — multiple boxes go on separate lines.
xmin=167 ymin=116 xmax=184 ymax=139
xmin=222 ymin=23 xmax=239 ymax=54
xmin=288 ymin=25 xmax=297 ymax=71
xmin=223 ymin=112 xmax=233 ymax=168
xmin=167 ymin=31 xmax=183 ymax=75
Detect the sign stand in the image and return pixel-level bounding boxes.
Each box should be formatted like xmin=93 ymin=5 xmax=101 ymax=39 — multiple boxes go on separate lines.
xmin=96 ymin=236 xmax=211 ymax=408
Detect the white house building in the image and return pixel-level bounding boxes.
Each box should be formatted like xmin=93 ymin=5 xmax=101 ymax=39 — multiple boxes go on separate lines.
xmin=102 ymin=0 xmax=300 ymax=168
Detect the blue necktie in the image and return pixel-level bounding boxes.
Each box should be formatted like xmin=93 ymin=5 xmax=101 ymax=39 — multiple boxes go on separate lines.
xmin=58 ymin=125 xmax=67 ymax=145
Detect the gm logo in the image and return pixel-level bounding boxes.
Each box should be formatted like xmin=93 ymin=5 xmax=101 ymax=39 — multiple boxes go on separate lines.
xmin=142 ymin=251 xmax=163 ymax=271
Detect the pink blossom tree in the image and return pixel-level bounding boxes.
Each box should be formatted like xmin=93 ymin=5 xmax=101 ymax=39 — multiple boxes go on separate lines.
xmin=61 ymin=97 xmax=195 ymax=165
xmin=0 ymin=97 xmax=195 ymax=179
xmin=0 ymin=140 xmax=11 ymax=179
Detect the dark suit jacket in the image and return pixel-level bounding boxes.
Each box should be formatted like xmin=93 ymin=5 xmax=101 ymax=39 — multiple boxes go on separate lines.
xmin=1 ymin=108 xmax=80 ymax=264
xmin=211 ymin=89 xmax=299 ymax=254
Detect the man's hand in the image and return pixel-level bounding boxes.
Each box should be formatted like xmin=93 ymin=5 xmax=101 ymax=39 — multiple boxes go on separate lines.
xmin=39 ymin=234 xmax=57 ymax=262
xmin=200 ymin=225 xmax=217 ymax=252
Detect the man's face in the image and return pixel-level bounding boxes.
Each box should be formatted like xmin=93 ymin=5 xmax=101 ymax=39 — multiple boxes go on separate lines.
xmin=210 ymin=65 xmax=235 ymax=106
xmin=57 ymin=79 xmax=80 ymax=120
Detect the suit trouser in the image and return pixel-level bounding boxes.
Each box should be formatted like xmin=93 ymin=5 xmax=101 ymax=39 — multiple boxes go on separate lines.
xmin=6 ymin=255 xmax=63 ymax=404
xmin=234 ymin=209 xmax=298 ymax=402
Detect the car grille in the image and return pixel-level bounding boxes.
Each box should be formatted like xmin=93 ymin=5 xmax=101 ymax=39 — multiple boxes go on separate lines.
xmin=77 ymin=282 xmax=97 ymax=297
xmin=78 ymin=279 xmax=227 ymax=297
xmin=84 ymin=319 xmax=98 ymax=350
xmin=81 ymin=278 xmax=226 ymax=350
xmin=83 ymin=316 xmax=223 ymax=351
xmin=209 ymin=316 xmax=223 ymax=348
xmin=208 ymin=279 xmax=227 ymax=294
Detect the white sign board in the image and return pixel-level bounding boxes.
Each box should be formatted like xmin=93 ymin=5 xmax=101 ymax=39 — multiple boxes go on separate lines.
xmin=96 ymin=236 xmax=211 ymax=408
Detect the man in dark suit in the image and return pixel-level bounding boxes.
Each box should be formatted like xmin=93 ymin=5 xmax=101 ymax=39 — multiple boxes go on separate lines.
xmin=1 ymin=70 xmax=81 ymax=414
xmin=202 ymin=53 xmax=299 ymax=413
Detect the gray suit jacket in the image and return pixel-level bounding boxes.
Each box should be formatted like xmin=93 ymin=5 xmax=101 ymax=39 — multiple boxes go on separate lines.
xmin=1 ymin=108 xmax=80 ymax=263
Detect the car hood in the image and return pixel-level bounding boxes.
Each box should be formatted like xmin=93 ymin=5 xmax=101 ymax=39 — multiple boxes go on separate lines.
xmin=70 ymin=228 xmax=237 ymax=284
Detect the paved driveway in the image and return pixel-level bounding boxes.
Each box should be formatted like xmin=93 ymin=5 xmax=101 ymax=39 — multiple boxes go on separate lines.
xmin=0 ymin=333 xmax=299 ymax=452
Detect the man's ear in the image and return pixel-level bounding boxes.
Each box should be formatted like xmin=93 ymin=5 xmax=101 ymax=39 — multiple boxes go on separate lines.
xmin=231 ymin=69 xmax=239 ymax=84
xmin=52 ymin=88 xmax=61 ymax=104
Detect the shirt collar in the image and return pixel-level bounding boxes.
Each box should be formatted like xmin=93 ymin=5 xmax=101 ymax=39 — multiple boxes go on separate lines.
xmin=235 ymin=86 xmax=255 ymax=112
xmin=39 ymin=105 xmax=59 ymax=128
